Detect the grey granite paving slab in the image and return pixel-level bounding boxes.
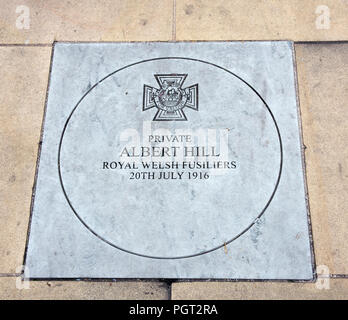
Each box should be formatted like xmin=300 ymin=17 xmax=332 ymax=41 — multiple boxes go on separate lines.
xmin=25 ymin=41 xmax=314 ymax=279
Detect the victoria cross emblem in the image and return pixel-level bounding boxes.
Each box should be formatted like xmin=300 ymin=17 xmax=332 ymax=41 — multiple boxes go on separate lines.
xmin=143 ymin=74 xmax=198 ymax=121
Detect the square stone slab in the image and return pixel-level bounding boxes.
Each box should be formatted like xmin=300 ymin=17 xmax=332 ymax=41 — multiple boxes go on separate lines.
xmin=25 ymin=41 xmax=314 ymax=279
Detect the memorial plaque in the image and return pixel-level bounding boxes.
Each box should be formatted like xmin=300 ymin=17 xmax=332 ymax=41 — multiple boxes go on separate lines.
xmin=25 ymin=42 xmax=314 ymax=279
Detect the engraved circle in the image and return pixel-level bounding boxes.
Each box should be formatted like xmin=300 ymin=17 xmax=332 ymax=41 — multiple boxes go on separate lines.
xmin=58 ymin=57 xmax=283 ymax=259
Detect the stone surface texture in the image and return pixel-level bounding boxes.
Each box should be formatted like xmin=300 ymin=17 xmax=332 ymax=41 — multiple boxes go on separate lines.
xmin=171 ymin=279 xmax=348 ymax=300
xmin=0 ymin=0 xmax=347 ymax=300
xmin=296 ymin=43 xmax=348 ymax=275
xmin=0 ymin=277 xmax=169 ymax=300
xmin=176 ymin=0 xmax=348 ymax=41
xmin=0 ymin=46 xmax=51 ymax=274
xmin=25 ymin=41 xmax=312 ymax=279
xmin=0 ymin=0 xmax=173 ymax=43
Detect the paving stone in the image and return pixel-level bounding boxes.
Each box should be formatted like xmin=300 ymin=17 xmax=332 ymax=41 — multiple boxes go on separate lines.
xmin=0 ymin=46 xmax=52 ymax=273
xmin=176 ymin=0 xmax=348 ymax=41
xmin=0 ymin=277 xmax=168 ymax=300
xmin=171 ymin=279 xmax=348 ymax=299
xmin=0 ymin=0 xmax=172 ymax=44
xmin=295 ymin=43 xmax=348 ymax=275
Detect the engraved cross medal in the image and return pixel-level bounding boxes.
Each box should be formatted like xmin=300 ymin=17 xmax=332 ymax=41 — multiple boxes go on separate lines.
xmin=143 ymin=74 xmax=198 ymax=121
